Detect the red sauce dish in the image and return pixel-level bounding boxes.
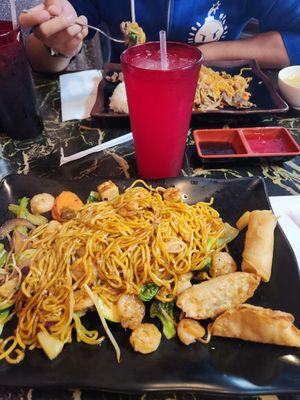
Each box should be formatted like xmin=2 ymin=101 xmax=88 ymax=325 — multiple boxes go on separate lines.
xmin=193 ymin=127 xmax=300 ymax=162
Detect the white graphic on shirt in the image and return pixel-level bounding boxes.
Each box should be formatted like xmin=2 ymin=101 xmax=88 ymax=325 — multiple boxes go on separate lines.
xmin=188 ymin=1 xmax=228 ymax=44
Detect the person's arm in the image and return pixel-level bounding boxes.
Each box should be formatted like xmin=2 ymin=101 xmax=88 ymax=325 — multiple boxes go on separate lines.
xmin=201 ymin=0 xmax=300 ymax=69
xmin=19 ymin=0 xmax=88 ymax=73
xmin=200 ymin=31 xmax=290 ymax=69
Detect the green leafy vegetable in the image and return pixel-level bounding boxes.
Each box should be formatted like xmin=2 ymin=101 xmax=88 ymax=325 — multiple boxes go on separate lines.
xmin=0 ymin=309 xmax=10 ymax=336
xmin=9 ymin=203 xmax=47 ymax=226
xmin=15 ymin=198 xmax=30 ymax=235
xmin=222 ymin=222 xmax=239 ymax=244
xmin=202 ymin=257 xmax=211 ymax=273
xmin=139 ymin=283 xmax=159 ymax=302
xmin=87 ymin=191 xmax=100 ymax=203
xmin=0 ymin=244 xmax=8 ymax=268
xmin=150 ymin=300 xmax=176 ymax=339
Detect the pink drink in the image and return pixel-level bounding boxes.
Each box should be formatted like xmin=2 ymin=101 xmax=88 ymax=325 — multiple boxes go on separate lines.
xmin=0 ymin=21 xmax=43 ymax=140
xmin=121 ymin=42 xmax=202 ymax=179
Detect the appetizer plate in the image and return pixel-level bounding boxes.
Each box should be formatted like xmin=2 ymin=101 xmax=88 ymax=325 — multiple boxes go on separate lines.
xmin=0 ymin=174 xmax=299 ymax=395
xmin=91 ymin=60 xmax=289 ymax=118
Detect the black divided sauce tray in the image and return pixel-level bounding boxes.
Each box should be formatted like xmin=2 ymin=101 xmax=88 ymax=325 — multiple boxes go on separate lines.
xmin=0 ymin=174 xmax=299 ymax=395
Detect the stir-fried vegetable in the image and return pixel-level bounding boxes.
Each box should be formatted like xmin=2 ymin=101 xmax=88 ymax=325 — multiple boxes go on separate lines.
xmin=0 ymin=218 xmax=35 ymax=240
xmin=87 ymin=191 xmax=100 ymax=204
xmin=0 ymin=309 xmax=10 ymax=336
xmin=120 ymin=21 xmax=146 ymax=46
xmin=16 ymin=249 xmax=36 ymax=268
xmin=150 ymin=300 xmax=176 ymax=340
xmin=222 ymin=223 xmax=239 ymax=244
xmin=0 ymin=244 xmax=8 ymax=268
xmin=37 ymin=331 xmax=64 ymax=360
xmin=15 ymin=197 xmax=30 ymax=235
xmin=9 ymin=203 xmax=48 ymax=226
xmin=52 ymin=191 xmax=84 ymax=221
xmin=139 ymin=283 xmax=159 ymax=302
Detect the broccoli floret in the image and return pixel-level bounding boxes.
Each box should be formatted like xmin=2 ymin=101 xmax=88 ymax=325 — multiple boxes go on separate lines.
xmin=150 ymin=300 xmax=176 ymax=339
xmin=139 ymin=283 xmax=159 ymax=302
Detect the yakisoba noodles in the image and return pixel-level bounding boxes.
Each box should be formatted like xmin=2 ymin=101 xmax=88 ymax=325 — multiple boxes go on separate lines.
xmin=0 ymin=180 xmax=228 ymax=363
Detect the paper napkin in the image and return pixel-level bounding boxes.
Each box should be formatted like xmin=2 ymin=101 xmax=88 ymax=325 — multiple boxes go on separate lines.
xmin=59 ymin=69 xmax=102 ymax=122
xmin=270 ymin=196 xmax=300 ymax=267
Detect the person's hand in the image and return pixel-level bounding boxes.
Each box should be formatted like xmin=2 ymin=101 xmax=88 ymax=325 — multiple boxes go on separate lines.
xmin=19 ymin=0 xmax=88 ymax=58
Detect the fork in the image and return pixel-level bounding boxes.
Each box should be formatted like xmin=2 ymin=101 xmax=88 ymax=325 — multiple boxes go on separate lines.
xmin=22 ymin=9 xmax=125 ymax=44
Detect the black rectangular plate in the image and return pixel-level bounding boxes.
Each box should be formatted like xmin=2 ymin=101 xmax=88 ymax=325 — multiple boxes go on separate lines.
xmin=91 ymin=60 xmax=289 ymax=118
xmin=0 ymin=174 xmax=299 ymax=395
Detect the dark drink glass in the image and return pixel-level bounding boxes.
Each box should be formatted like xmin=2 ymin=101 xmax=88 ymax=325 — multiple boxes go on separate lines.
xmin=0 ymin=21 xmax=43 ymax=140
xmin=121 ymin=42 xmax=202 ymax=179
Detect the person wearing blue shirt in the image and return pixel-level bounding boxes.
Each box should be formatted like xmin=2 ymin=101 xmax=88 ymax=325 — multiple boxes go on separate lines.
xmin=20 ymin=0 xmax=300 ymax=73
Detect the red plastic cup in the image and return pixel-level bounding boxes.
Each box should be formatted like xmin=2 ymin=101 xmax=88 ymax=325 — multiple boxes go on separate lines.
xmin=121 ymin=42 xmax=202 ymax=179
xmin=0 ymin=21 xmax=43 ymax=140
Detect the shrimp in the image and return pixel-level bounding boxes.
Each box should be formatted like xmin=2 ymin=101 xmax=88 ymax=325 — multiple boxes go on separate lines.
xmin=130 ymin=323 xmax=161 ymax=354
xmin=177 ymin=318 xmax=205 ymax=345
xmin=116 ymin=294 xmax=145 ymax=330
xmin=30 ymin=193 xmax=55 ymax=215
xmin=97 ymin=181 xmax=119 ymax=201
xmin=45 ymin=220 xmax=61 ymax=233
xmin=163 ymin=187 xmax=181 ymax=202
xmin=118 ymin=201 xmax=139 ymax=217
xmin=165 ymin=238 xmax=186 ymax=254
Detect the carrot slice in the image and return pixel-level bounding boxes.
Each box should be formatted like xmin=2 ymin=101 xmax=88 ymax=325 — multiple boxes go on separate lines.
xmin=55 ymin=191 xmax=84 ymax=216
xmin=51 ymin=204 xmax=61 ymax=221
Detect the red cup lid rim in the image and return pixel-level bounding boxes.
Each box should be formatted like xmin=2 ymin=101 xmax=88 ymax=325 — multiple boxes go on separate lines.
xmin=120 ymin=41 xmax=203 ymax=72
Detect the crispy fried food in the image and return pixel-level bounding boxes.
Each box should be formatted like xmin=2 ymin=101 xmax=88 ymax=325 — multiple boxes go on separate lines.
xmin=241 ymin=210 xmax=277 ymax=282
xmin=211 ymin=252 xmax=237 ymax=277
xmin=211 ymin=304 xmax=300 ymax=348
xmin=176 ymin=272 xmax=260 ymax=320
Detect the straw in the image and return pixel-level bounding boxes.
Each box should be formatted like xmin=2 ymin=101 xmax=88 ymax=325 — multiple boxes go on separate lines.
xmin=159 ymin=30 xmax=168 ymax=70
xmin=130 ymin=0 xmax=136 ymax=23
xmin=9 ymin=0 xmax=18 ymax=30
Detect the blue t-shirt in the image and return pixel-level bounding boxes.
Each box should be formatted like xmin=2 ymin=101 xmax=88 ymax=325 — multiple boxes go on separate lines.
xmin=70 ymin=0 xmax=300 ymax=64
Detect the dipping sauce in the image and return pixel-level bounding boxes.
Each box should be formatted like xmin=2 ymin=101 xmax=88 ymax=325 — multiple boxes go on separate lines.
xmin=283 ymin=75 xmax=300 ymax=88
xmin=246 ymin=136 xmax=286 ymax=153
xmin=200 ymin=142 xmax=236 ymax=155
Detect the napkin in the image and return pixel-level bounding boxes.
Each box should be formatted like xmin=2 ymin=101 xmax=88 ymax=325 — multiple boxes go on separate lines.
xmin=270 ymin=196 xmax=300 ymax=267
xmin=59 ymin=69 xmax=102 ymax=122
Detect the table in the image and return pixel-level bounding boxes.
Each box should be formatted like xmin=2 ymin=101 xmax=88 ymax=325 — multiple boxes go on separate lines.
xmin=0 ymin=71 xmax=299 ymax=400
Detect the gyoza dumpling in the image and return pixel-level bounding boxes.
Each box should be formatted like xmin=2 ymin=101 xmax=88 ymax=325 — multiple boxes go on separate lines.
xmin=176 ymin=272 xmax=260 ymax=320
xmin=211 ymin=304 xmax=300 ymax=348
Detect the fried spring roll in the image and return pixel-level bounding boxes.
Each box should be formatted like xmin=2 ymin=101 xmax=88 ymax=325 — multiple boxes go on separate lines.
xmin=176 ymin=272 xmax=260 ymax=320
xmin=241 ymin=210 xmax=277 ymax=282
xmin=211 ymin=304 xmax=300 ymax=348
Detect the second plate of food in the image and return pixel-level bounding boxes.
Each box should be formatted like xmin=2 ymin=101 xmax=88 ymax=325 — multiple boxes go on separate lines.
xmin=91 ymin=60 xmax=289 ymax=118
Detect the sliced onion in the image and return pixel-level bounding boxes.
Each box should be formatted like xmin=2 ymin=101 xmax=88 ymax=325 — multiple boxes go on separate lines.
xmin=0 ymin=218 xmax=35 ymax=239
xmin=11 ymin=231 xmax=27 ymax=254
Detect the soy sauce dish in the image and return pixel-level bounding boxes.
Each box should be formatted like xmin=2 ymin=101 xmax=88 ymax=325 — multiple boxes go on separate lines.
xmin=278 ymin=66 xmax=300 ymax=110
